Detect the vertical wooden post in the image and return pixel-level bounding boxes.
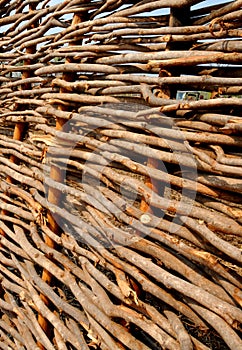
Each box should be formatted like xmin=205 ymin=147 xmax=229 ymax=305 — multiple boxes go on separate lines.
xmin=37 ymin=13 xmax=87 ymax=345
xmin=169 ymin=7 xmax=191 ymax=31
xmin=44 ymin=13 xmax=85 ymax=241
xmin=139 ymin=158 xmax=160 ymax=216
xmin=0 ymin=2 xmax=37 ymax=236
xmin=10 ymin=1 xmax=38 ymax=154
xmin=167 ymin=6 xmax=192 ymax=98
xmin=139 ymin=5 xmax=192 ymax=218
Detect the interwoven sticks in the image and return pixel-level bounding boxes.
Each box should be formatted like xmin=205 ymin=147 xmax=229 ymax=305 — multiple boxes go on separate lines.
xmin=0 ymin=1 xmax=242 ymax=349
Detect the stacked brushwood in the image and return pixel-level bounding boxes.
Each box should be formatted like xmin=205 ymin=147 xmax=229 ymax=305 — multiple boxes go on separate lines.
xmin=0 ymin=0 xmax=242 ymax=349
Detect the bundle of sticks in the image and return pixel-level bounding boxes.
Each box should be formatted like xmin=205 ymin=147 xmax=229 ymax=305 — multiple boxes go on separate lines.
xmin=0 ymin=0 xmax=241 ymax=349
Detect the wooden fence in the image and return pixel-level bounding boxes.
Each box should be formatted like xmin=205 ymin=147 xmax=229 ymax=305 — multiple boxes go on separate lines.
xmin=0 ymin=0 xmax=242 ymax=349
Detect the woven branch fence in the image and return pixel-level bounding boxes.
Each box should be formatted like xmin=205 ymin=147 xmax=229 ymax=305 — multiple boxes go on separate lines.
xmin=0 ymin=0 xmax=242 ymax=349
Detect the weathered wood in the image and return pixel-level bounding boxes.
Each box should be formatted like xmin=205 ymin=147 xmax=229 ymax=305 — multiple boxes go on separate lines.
xmin=0 ymin=1 xmax=241 ymax=349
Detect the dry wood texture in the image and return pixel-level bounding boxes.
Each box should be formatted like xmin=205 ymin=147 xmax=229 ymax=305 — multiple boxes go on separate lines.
xmin=0 ymin=0 xmax=242 ymax=349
